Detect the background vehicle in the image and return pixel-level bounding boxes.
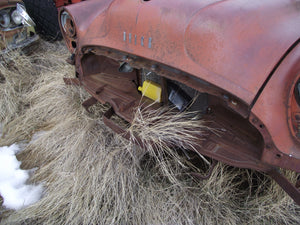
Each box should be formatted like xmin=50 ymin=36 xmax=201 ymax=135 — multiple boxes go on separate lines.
xmin=23 ymin=0 xmax=83 ymax=41
xmin=0 ymin=0 xmax=38 ymax=53
xmin=60 ymin=0 xmax=300 ymax=205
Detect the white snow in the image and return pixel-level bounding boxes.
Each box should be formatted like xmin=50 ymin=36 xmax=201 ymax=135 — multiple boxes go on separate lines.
xmin=0 ymin=144 xmax=43 ymax=210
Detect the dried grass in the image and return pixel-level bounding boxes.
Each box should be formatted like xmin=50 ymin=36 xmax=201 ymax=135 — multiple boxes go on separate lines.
xmin=0 ymin=41 xmax=299 ymax=225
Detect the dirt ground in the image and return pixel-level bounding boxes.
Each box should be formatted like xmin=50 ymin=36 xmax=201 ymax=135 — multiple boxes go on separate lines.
xmin=0 ymin=40 xmax=299 ymax=225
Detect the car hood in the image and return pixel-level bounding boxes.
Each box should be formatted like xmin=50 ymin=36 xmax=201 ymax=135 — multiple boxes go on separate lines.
xmin=66 ymin=0 xmax=300 ymax=105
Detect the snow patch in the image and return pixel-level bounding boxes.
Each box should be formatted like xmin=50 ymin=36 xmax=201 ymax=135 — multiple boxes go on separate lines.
xmin=0 ymin=144 xmax=43 ymax=210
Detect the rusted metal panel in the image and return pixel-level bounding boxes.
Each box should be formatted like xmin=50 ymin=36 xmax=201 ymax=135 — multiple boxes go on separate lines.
xmin=251 ymin=42 xmax=300 ymax=172
xmin=65 ymin=48 xmax=269 ymax=172
xmin=62 ymin=0 xmax=300 ymax=106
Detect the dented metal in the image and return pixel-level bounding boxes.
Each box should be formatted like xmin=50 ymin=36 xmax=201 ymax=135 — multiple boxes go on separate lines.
xmin=60 ymin=0 xmax=300 ymax=205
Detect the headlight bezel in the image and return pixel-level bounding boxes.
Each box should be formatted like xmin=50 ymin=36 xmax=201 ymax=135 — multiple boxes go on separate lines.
xmin=59 ymin=9 xmax=77 ymax=53
xmin=60 ymin=10 xmax=76 ymax=38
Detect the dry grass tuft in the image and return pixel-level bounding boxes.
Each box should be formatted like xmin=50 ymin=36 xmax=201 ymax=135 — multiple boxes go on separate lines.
xmin=128 ymin=106 xmax=212 ymax=184
xmin=0 ymin=40 xmax=72 ymax=144
xmin=0 ymin=41 xmax=299 ymax=225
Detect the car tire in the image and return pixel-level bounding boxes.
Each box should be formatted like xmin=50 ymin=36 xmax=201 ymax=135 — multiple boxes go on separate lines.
xmin=23 ymin=0 xmax=62 ymax=41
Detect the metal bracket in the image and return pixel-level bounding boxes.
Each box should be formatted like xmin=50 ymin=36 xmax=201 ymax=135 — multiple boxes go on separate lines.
xmin=63 ymin=77 xmax=81 ymax=86
xmin=82 ymin=97 xmax=98 ymax=113
xmin=268 ymin=169 xmax=300 ymax=205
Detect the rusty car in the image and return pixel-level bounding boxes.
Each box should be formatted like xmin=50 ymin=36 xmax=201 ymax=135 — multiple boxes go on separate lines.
xmin=0 ymin=0 xmax=38 ymax=53
xmin=59 ymin=0 xmax=300 ymax=205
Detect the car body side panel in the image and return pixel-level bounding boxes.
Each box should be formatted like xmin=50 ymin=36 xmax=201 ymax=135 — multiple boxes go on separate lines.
xmin=251 ymin=42 xmax=300 ymax=170
xmin=64 ymin=0 xmax=300 ymax=106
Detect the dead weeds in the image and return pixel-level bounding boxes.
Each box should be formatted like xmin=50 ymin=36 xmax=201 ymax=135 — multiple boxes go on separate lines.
xmin=0 ymin=40 xmax=299 ymax=225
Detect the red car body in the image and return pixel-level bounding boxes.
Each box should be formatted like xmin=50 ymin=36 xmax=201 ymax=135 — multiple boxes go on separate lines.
xmin=59 ymin=0 xmax=300 ymax=204
xmin=55 ymin=0 xmax=83 ymax=8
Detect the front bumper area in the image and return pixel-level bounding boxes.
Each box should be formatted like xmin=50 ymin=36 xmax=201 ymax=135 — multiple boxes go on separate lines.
xmin=0 ymin=26 xmax=39 ymax=54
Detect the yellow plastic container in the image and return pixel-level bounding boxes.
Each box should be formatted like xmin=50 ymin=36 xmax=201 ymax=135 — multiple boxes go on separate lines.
xmin=138 ymin=80 xmax=162 ymax=102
